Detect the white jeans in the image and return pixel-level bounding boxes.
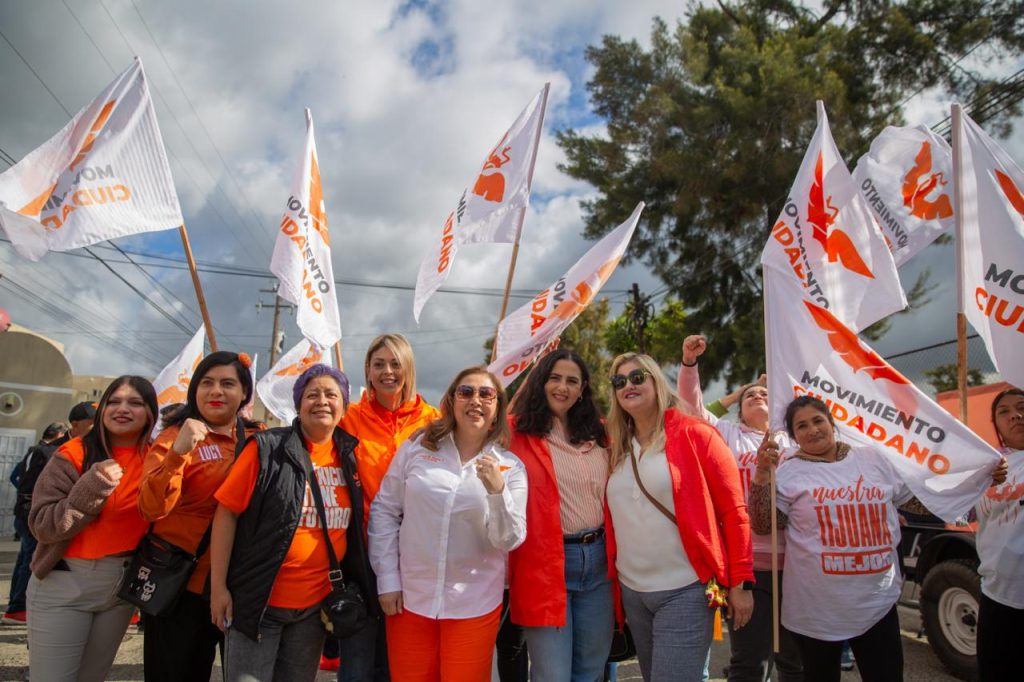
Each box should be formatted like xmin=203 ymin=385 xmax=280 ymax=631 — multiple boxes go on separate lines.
xmin=27 ymin=556 xmax=134 ymax=682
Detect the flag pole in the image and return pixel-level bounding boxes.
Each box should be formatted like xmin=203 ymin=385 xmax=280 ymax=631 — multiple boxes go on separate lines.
xmin=178 ymin=224 xmax=219 ymax=352
xmin=490 ymin=83 xmax=550 ymax=363
xmin=333 ymin=342 xmax=344 ymax=371
xmin=952 ymin=103 xmax=968 ymax=422
xmin=770 ymin=466 xmax=780 ymax=654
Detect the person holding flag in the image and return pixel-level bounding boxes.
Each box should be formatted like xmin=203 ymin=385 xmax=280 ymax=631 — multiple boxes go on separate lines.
xmin=604 ymin=352 xmax=753 ymax=681
xmin=750 ymin=395 xmax=1005 ymax=682
xmin=137 ymin=351 xmax=265 ymax=682
xmin=975 ymin=387 xmax=1024 ymax=681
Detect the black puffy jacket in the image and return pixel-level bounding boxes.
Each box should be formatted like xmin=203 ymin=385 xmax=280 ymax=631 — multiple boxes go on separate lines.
xmin=227 ymin=420 xmax=381 ymax=641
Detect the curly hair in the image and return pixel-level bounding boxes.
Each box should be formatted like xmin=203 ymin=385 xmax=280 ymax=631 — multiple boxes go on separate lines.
xmin=509 ymin=350 xmax=606 ymax=445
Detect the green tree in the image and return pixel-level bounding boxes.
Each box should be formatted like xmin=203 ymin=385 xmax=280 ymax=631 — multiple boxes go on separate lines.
xmin=558 ymin=0 xmax=1024 ymax=384
xmin=923 ymin=363 xmax=985 ymax=394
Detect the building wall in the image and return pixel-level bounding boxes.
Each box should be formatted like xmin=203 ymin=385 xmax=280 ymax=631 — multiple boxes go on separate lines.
xmin=0 ymin=330 xmax=74 ymax=440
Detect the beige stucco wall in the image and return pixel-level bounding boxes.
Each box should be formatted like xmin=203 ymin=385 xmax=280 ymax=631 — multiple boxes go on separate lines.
xmin=0 ymin=329 xmax=74 ymax=441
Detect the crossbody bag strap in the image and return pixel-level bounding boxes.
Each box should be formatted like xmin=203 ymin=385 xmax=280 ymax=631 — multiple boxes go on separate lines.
xmin=628 ymin=447 xmax=677 ymax=526
xmin=298 ymin=445 xmax=345 ymax=586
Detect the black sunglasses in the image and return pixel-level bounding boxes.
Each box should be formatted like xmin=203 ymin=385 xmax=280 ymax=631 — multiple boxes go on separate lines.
xmin=610 ymin=369 xmax=652 ymax=390
xmin=453 ymin=384 xmax=498 ymax=403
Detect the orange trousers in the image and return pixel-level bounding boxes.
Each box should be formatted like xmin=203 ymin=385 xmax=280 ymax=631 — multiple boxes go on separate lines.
xmin=385 ymin=605 xmax=501 ymax=682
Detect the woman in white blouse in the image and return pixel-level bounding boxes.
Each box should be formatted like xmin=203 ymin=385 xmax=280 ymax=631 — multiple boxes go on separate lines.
xmin=369 ymin=365 xmax=527 ymax=682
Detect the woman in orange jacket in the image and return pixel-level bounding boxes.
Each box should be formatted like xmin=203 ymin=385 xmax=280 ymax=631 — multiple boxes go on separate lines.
xmin=137 ymin=351 xmax=263 ymax=682
xmin=336 ymin=333 xmax=440 ymax=681
xmin=507 ymin=349 xmax=613 ymax=682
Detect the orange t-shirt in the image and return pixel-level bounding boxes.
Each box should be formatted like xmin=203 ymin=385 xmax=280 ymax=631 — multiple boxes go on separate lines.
xmin=339 ymin=394 xmax=440 ymax=520
xmin=60 ymin=439 xmax=148 ymax=560
xmin=215 ymin=438 xmax=351 ymax=609
xmin=138 ymin=422 xmax=262 ymax=593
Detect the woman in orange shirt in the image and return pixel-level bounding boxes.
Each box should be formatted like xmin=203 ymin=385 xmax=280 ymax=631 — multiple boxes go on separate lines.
xmin=137 ymin=351 xmax=263 ymax=682
xmin=210 ymin=363 xmax=377 ymax=681
xmin=336 ymin=334 xmax=439 ymax=681
xmin=27 ymin=375 xmax=158 ymax=682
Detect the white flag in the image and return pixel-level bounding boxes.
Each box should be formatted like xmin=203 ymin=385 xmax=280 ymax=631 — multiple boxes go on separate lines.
xmin=0 ymin=58 xmax=182 ymax=261
xmin=763 ymin=272 xmax=1000 ymax=522
xmin=959 ymin=112 xmax=1024 ymax=388
xmin=413 ymin=84 xmax=549 ymax=322
xmin=256 ymin=339 xmax=331 ymax=423
xmin=151 ymin=325 xmax=206 ymax=434
xmin=762 ymin=101 xmax=906 ymax=332
xmin=270 ymin=109 xmax=341 ymax=349
xmin=488 ymin=203 xmax=643 ymax=387
xmin=853 ymin=125 xmax=954 ymax=265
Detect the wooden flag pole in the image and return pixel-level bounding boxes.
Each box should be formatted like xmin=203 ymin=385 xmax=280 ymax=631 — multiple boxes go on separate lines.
xmin=490 ymin=83 xmax=550 ymax=364
xmin=952 ymin=103 xmax=968 ymax=422
xmin=770 ymin=464 xmax=780 ymax=654
xmin=333 ymin=342 xmax=344 ymax=372
xmin=178 ymin=224 xmax=218 ymax=351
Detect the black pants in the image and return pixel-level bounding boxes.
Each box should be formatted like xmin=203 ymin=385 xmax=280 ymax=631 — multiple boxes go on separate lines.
xmin=495 ymin=589 xmax=528 ymax=682
xmin=791 ymin=605 xmax=902 ymax=682
xmin=728 ymin=570 xmax=803 ymax=682
xmin=977 ymin=592 xmax=1022 ymax=681
xmin=143 ymin=590 xmax=224 ymax=682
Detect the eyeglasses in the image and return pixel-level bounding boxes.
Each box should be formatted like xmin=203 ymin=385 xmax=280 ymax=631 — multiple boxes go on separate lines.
xmin=610 ymin=369 xmax=652 ymax=390
xmin=453 ymin=385 xmax=498 ymax=403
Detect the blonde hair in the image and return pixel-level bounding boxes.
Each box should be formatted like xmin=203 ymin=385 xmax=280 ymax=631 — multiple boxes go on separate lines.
xmin=422 ymin=366 xmax=511 ymax=451
xmin=364 ymin=334 xmax=417 ymax=404
xmin=606 ymin=353 xmax=684 ymax=470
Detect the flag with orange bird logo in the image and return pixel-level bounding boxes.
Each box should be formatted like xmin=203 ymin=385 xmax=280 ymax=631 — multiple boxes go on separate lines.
xmin=151 ymin=325 xmax=206 ymax=435
xmin=270 ymin=109 xmax=341 ymax=350
xmin=256 ymin=338 xmax=332 ymax=422
xmin=0 ymin=58 xmax=182 ymax=261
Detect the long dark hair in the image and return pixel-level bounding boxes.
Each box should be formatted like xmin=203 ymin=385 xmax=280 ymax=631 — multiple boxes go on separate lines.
xmin=991 ymin=387 xmax=1024 ymax=448
xmin=511 ymin=350 xmax=606 ymax=445
xmin=162 ymin=351 xmax=260 ymax=430
xmin=82 ymin=376 xmax=158 ymax=471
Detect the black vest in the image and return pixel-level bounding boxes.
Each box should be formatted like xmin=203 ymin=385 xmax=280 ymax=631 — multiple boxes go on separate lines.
xmin=227 ymin=421 xmax=380 ymax=640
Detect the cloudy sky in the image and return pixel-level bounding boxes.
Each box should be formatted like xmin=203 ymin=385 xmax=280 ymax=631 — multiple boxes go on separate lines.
xmin=1 ymin=0 xmax=1021 ymax=403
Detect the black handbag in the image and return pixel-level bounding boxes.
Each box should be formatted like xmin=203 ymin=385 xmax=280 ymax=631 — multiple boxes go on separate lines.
xmin=118 ymin=417 xmax=246 ymax=616
xmin=607 ymin=623 xmax=636 ymax=663
xmin=300 ymin=448 xmax=368 ymax=640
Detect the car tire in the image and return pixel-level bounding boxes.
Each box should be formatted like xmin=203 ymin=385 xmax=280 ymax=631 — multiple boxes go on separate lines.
xmin=920 ymin=558 xmax=980 ymax=681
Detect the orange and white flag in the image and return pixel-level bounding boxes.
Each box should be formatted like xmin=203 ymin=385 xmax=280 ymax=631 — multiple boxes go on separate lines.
xmin=413 ymin=84 xmax=549 ymax=322
xmin=958 ymin=112 xmax=1024 ymax=388
xmin=761 ymin=101 xmax=905 ymax=332
xmin=488 ymin=203 xmax=643 ymax=387
xmin=256 ymin=338 xmax=331 ymax=423
xmin=853 ymin=125 xmax=954 ymax=265
xmin=270 ymin=109 xmax=341 ymax=349
xmin=762 ymin=271 xmax=1000 ymax=521
xmin=0 ymin=58 xmax=182 ymax=261
xmin=151 ymin=325 xmax=206 ymax=433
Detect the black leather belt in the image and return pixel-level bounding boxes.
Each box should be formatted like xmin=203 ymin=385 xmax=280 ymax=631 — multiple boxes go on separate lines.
xmin=52 ymin=559 xmax=70 ymax=571
xmin=564 ymin=528 xmax=605 ymax=544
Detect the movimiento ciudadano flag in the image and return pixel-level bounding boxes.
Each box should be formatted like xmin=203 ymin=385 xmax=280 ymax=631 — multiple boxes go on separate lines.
xmin=413 ymin=84 xmax=549 ymax=322
xmin=762 ymin=271 xmax=1000 ymax=522
xmin=761 ymin=101 xmax=905 ymax=332
xmin=151 ymin=325 xmax=206 ymax=434
xmin=853 ymin=125 xmax=954 ymax=266
xmin=257 ymin=338 xmax=331 ymax=423
xmin=958 ymin=111 xmax=1024 ymax=388
xmin=488 ymin=202 xmax=644 ymax=388
xmin=0 ymin=58 xmax=182 ymax=261
xmin=270 ymin=109 xmax=341 ymax=350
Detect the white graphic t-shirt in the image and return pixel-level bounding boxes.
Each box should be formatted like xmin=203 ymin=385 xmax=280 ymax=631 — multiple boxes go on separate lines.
xmin=976 ymin=450 xmax=1024 ymax=608
xmin=776 ymin=445 xmax=912 ymax=640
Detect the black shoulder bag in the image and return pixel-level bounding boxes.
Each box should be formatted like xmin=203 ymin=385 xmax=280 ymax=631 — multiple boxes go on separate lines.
xmin=119 ymin=417 xmax=247 ymax=616
xmin=300 ymin=447 xmax=368 ymax=639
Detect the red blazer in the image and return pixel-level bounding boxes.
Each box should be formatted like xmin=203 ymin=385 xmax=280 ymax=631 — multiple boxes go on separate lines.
xmin=506 ymin=420 xmax=574 ymax=627
xmin=605 ymin=408 xmax=754 ymax=623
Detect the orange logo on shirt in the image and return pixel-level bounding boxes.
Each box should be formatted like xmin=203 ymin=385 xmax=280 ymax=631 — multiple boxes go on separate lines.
xmin=902 ymin=141 xmax=952 ymax=220
xmin=274 ymin=346 xmax=323 ymax=377
xmin=472 ymin=131 xmax=512 ymax=202
xmin=995 ymin=169 xmax=1024 ymax=216
xmin=808 ymin=153 xmax=874 ymax=278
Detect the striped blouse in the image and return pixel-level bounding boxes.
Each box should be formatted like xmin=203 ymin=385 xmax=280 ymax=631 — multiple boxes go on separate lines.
xmin=547 ymin=420 xmax=610 ymax=534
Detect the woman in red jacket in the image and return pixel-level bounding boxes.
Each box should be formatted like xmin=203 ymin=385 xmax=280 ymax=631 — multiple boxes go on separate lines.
xmin=507 ymin=349 xmax=611 ymax=682
xmin=604 ymin=352 xmax=753 ymax=682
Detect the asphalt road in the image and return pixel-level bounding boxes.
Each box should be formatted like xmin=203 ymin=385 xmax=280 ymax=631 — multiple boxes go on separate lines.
xmin=0 ymin=540 xmax=965 ymax=681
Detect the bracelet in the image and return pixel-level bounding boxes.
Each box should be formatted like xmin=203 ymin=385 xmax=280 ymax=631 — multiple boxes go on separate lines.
xmin=681 ymin=359 xmax=697 ymax=367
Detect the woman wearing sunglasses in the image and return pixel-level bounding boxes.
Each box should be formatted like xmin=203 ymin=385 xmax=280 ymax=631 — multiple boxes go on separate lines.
xmin=677 ymin=336 xmax=802 ymax=682
xmin=369 ymin=366 xmax=527 ymax=682
xmin=604 ymin=353 xmax=753 ymax=681
xmin=506 ymin=349 xmax=612 ymax=682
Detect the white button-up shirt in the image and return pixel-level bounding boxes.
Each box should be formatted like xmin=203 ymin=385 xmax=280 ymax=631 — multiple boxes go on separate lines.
xmin=369 ymin=433 xmax=528 ymax=619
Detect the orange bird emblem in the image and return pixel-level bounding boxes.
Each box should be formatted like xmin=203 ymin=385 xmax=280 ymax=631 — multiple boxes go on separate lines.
xmin=808 ymin=153 xmax=874 ymax=279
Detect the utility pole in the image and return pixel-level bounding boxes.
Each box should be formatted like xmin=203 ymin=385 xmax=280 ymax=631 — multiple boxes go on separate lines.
xmin=256 ymin=284 xmax=295 ymax=367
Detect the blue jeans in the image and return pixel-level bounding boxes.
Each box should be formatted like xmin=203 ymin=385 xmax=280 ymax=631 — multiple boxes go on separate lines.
xmin=337 ymin=615 xmax=389 ymax=682
xmin=524 ymin=531 xmax=614 ymax=682
xmin=7 ymin=516 xmax=36 ymax=613
xmin=620 ymin=581 xmax=713 ymax=682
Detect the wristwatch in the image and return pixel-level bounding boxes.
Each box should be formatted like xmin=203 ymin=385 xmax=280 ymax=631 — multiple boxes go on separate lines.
xmin=740 ymin=581 xmax=755 ymax=591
